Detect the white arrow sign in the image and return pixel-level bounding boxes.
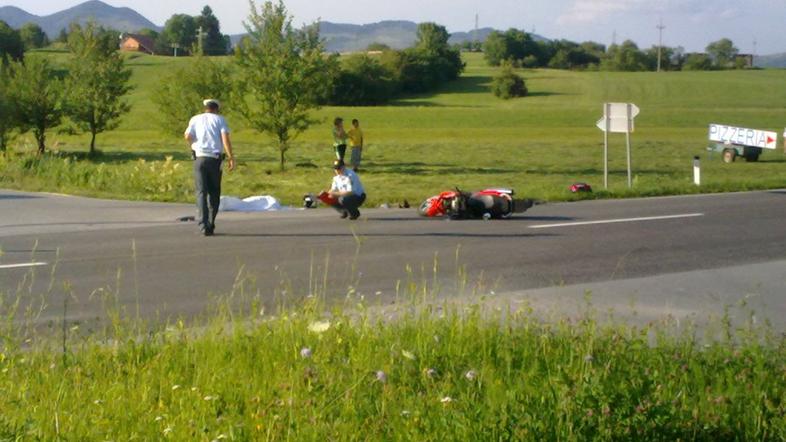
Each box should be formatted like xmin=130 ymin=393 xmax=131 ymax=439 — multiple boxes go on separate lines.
xmin=596 ymin=103 xmax=639 ymax=133
xmin=708 ymin=123 xmax=777 ymax=149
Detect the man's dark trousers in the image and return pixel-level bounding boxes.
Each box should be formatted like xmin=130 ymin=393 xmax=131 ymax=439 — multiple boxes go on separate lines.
xmin=335 ymin=193 xmax=366 ymax=218
xmin=194 ymin=156 xmax=222 ymax=232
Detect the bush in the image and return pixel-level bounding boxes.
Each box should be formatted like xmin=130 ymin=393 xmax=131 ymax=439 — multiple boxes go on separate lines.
xmin=327 ymin=53 xmax=397 ymax=105
xmin=491 ymin=63 xmax=527 ymax=99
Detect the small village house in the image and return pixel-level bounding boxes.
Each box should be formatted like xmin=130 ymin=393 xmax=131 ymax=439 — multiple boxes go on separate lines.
xmin=119 ymin=33 xmax=156 ymax=55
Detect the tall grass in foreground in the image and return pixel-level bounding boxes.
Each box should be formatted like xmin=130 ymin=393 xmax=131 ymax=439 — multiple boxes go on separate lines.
xmin=0 ymin=283 xmax=784 ymax=441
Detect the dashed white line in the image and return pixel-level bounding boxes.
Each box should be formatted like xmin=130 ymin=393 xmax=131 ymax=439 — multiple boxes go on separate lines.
xmin=0 ymin=262 xmax=49 ymax=270
xmin=529 ymin=213 xmax=704 ymax=229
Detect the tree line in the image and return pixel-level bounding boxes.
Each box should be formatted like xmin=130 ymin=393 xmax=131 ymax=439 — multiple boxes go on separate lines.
xmin=0 ymin=22 xmax=129 ymax=155
xmin=478 ymin=29 xmax=747 ymax=71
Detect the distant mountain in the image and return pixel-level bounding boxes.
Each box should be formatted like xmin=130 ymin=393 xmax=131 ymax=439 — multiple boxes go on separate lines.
xmin=0 ymin=5 xmax=36 ymax=28
xmin=231 ymin=21 xmax=548 ymax=53
xmin=754 ymin=53 xmax=786 ymax=68
xmin=0 ymin=0 xmax=160 ymax=37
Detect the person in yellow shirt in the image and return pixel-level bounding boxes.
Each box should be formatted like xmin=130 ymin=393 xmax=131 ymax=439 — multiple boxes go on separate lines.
xmin=347 ymin=118 xmax=364 ymax=172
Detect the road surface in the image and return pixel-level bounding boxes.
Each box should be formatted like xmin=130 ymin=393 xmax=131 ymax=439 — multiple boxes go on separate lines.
xmin=1 ymin=189 xmax=784 ymax=330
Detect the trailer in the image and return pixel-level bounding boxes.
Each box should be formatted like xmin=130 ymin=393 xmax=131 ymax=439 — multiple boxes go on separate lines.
xmin=707 ymin=123 xmax=777 ymax=163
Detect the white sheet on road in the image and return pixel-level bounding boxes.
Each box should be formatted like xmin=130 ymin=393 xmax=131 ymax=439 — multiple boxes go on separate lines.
xmin=219 ymin=195 xmax=284 ymax=212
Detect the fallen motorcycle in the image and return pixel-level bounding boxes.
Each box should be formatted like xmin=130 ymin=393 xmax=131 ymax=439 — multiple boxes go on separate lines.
xmin=418 ymin=188 xmax=533 ymax=219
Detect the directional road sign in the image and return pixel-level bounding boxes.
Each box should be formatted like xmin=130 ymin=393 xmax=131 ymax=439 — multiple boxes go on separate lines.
xmin=596 ymin=103 xmax=640 ymax=133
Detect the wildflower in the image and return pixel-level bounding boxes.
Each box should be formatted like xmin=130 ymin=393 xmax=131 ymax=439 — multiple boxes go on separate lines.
xmin=308 ymin=320 xmax=331 ymax=334
xmin=401 ymin=350 xmax=416 ymax=360
xmin=375 ymin=370 xmax=387 ymax=383
xmin=586 ymin=409 xmax=594 ymax=417
xmin=584 ymin=354 xmax=594 ymax=363
xmin=300 ymin=347 xmax=313 ymax=359
xmin=465 ymin=370 xmax=477 ymax=381
xmin=425 ymin=368 xmax=437 ymax=378
xmin=171 ymin=385 xmax=181 ymax=391
xmin=440 ymin=396 xmax=453 ymax=404
xmin=204 ymin=395 xmax=217 ymax=401
xmin=155 ymin=416 xmax=164 ymax=422
xmin=163 ymin=427 xmax=173 ymax=435
xmin=375 ymin=291 xmax=382 ymax=296
xmin=214 ymin=434 xmax=228 ymax=441
xmin=401 ymin=410 xmax=411 ymax=417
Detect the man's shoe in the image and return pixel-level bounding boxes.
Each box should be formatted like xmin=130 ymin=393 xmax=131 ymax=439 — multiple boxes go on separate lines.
xmin=348 ymin=212 xmax=360 ymax=220
xmin=339 ymin=211 xmax=349 ymax=219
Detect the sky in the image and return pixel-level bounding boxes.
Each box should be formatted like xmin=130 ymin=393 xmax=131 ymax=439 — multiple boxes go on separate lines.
xmin=8 ymin=0 xmax=786 ymax=54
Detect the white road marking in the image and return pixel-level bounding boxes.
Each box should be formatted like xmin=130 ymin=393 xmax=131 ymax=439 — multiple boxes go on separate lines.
xmin=0 ymin=262 xmax=49 ymax=270
xmin=529 ymin=213 xmax=704 ymax=229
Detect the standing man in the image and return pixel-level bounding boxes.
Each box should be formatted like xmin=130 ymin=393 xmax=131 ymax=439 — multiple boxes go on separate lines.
xmin=325 ymin=159 xmax=366 ymax=220
xmin=184 ymin=99 xmax=235 ymax=236
xmin=347 ymin=118 xmax=364 ymax=172
xmin=332 ymin=117 xmax=348 ymax=161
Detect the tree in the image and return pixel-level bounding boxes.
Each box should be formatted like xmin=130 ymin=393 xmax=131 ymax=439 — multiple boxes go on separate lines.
xmin=601 ymin=40 xmax=649 ymax=71
xmin=152 ymin=55 xmax=233 ymax=137
xmin=483 ymin=31 xmax=509 ymax=66
xmin=0 ymin=66 xmax=17 ymax=152
xmin=0 ymin=20 xmax=23 ymax=63
xmin=491 ymin=61 xmax=527 ymax=99
xmin=328 ymin=54 xmax=396 ymax=105
xmin=415 ymin=22 xmax=450 ymax=55
xmin=19 ymin=23 xmax=49 ymax=50
xmin=7 ymin=58 xmax=64 ymax=154
xmin=234 ymin=0 xmax=337 ymax=170
xmin=162 ymin=14 xmax=197 ymax=55
xmin=195 ymin=6 xmax=230 ymax=55
xmin=706 ymin=38 xmax=738 ymax=69
xmin=396 ymin=22 xmax=463 ymax=93
xmin=483 ymin=29 xmax=541 ymax=67
xmin=682 ymin=53 xmax=713 ymax=71
xmin=64 ymin=22 xmax=132 ymax=154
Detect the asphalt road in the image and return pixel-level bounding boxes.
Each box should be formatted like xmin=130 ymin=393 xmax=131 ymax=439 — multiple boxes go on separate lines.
xmin=1 ymin=189 xmax=785 ymax=329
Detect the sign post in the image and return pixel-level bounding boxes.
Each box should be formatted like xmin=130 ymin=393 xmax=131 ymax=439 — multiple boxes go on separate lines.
xmin=596 ymin=103 xmax=639 ymax=189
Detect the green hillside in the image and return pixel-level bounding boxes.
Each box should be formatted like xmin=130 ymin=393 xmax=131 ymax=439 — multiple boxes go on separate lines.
xmin=4 ymin=52 xmax=786 ymax=205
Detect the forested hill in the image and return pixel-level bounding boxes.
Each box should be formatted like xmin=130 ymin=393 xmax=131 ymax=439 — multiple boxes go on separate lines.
xmin=0 ymin=0 xmax=159 ymax=36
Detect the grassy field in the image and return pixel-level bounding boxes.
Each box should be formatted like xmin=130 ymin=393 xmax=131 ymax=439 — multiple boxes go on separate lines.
xmin=2 ymin=52 xmax=785 ymax=205
xmin=1 ymin=285 xmax=784 ymax=440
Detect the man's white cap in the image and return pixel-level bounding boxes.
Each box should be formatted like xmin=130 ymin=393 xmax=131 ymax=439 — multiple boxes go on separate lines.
xmin=203 ymin=98 xmax=220 ymax=108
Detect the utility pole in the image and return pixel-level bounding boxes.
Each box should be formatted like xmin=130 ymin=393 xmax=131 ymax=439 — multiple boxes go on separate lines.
xmin=656 ymin=19 xmax=666 ymax=72
xmin=171 ymin=42 xmax=180 ymax=57
xmin=195 ymin=26 xmax=207 ymax=55
xmin=474 ymin=13 xmax=479 ymax=49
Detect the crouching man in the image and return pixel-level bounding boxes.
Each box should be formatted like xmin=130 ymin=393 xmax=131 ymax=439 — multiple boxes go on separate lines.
xmin=323 ymin=159 xmax=366 ymax=220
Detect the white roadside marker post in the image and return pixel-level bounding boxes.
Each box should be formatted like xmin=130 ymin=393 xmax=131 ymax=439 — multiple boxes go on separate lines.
xmin=693 ymin=156 xmax=701 ymax=186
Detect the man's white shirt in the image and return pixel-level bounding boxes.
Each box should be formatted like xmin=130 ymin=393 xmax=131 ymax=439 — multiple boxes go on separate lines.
xmin=330 ymin=169 xmax=365 ymax=196
xmin=185 ymin=113 xmax=230 ymax=158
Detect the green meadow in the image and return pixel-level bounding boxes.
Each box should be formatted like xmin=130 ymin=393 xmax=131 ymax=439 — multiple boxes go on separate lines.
xmin=2 ymin=51 xmax=785 ymax=205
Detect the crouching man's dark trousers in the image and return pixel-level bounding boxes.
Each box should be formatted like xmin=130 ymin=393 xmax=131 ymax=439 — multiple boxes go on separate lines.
xmin=194 ymin=156 xmax=222 ymax=231
xmin=333 ymin=193 xmax=366 ymax=218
